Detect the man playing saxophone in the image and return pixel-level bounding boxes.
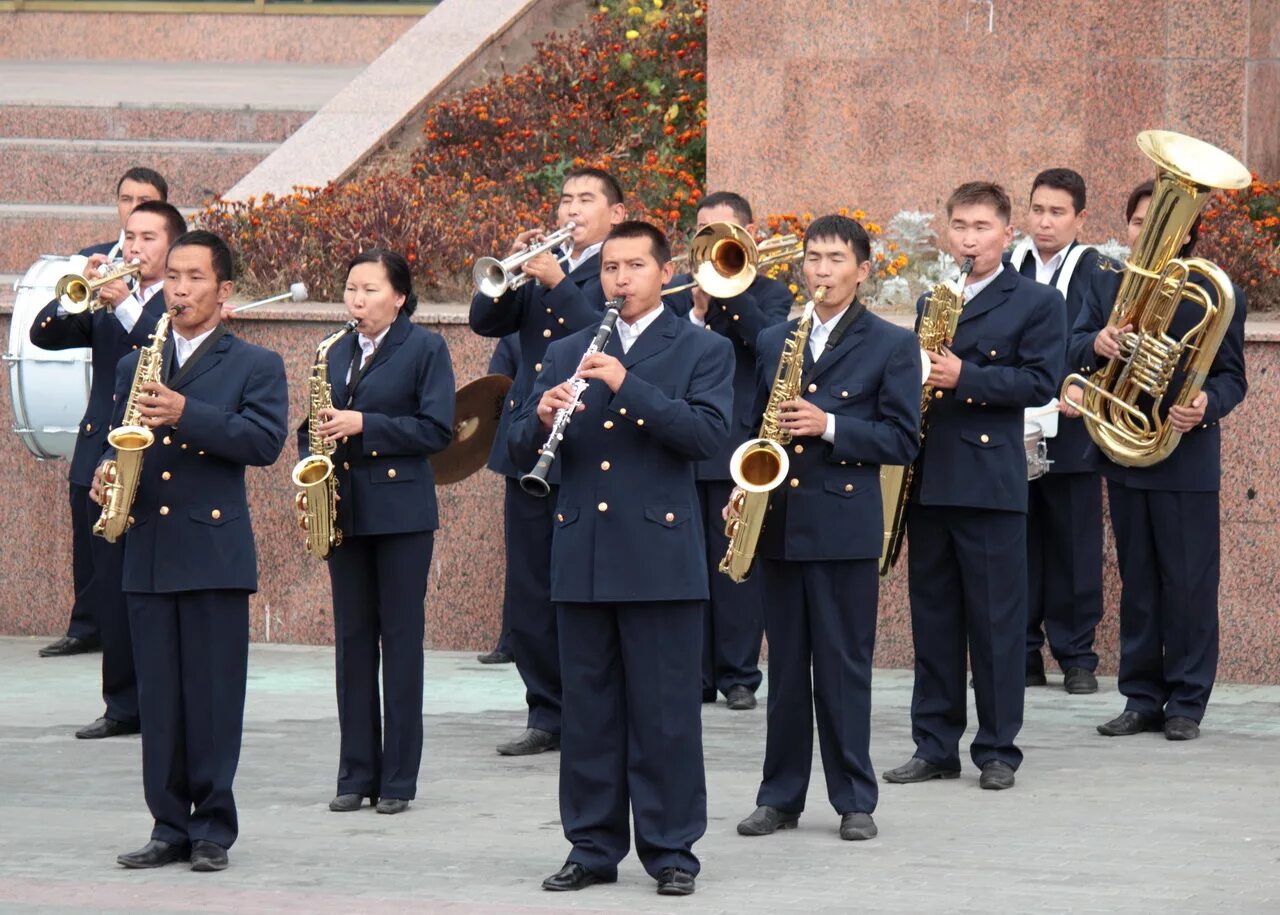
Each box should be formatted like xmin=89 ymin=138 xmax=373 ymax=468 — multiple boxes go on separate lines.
xmin=93 ymin=230 xmax=288 ymax=872
xmin=733 ymin=214 xmax=920 ymax=842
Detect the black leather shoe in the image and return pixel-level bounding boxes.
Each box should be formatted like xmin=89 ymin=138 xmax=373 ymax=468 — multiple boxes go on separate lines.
xmin=1064 ymin=667 xmax=1098 ymax=694
xmin=1026 ymin=653 xmax=1047 ymax=687
xmin=497 ymin=727 xmax=559 ymax=756
xmin=542 ymin=862 xmax=613 ymax=891
xmin=1097 ymin=710 xmax=1163 ymax=736
xmin=1164 ymin=716 xmax=1200 ymax=741
xmin=117 ymin=839 xmax=189 ymax=869
xmin=376 ymin=798 xmax=409 ymax=814
xmin=76 ymin=716 xmax=140 ymax=740
xmin=882 ymin=757 xmax=960 ymax=784
xmin=190 ymin=840 xmax=228 ymax=872
xmin=840 ymin=812 xmax=878 ymax=840
xmin=979 ymin=761 xmax=1015 ymax=790
xmin=656 ymin=867 xmax=696 ymax=896
xmin=701 ymin=687 xmax=717 ymax=703
xmin=477 ymin=649 xmax=513 ymax=664
xmin=39 ymin=636 xmax=99 ymax=658
xmin=725 ymin=685 xmax=757 ymax=710
xmin=328 ymin=793 xmax=376 ymax=812
xmin=737 ymin=805 xmax=799 ymax=836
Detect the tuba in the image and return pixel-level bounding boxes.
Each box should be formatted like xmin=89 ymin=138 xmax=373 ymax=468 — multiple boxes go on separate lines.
xmin=1062 ymin=130 xmax=1250 ymax=467
xmin=719 ymin=286 xmax=826 ymax=583
xmin=878 ymin=256 xmax=974 ymax=576
xmin=292 ymin=320 xmax=359 ymax=559
xmin=93 ymin=311 xmax=171 ymax=542
xmin=666 ymin=222 xmax=803 ymax=298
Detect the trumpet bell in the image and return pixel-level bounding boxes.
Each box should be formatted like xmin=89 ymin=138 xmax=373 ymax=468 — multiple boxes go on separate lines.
xmin=55 ymin=274 xmax=93 ymax=313
xmin=472 ymin=256 xmax=512 ymax=299
xmin=729 ymin=437 xmax=790 ymax=493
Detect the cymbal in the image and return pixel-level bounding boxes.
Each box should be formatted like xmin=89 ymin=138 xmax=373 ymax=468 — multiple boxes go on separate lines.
xmin=430 ymin=373 xmax=513 ymax=485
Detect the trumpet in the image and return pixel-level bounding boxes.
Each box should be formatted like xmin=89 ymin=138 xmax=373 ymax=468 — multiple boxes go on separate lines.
xmin=54 ymin=259 xmax=141 ymax=313
xmin=473 ymin=223 xmax=577 ymax=298
xmin=666 ymin=222 xmax=803 ymax=298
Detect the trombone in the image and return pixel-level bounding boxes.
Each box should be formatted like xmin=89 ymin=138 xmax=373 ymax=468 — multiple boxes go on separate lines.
xmin=54 ymin=259 xmax=142 ymax=313
xmin=666 ymin=222 xmax=803 ymax=299
xmin=473 ymin=222 xmax=577 ymax=298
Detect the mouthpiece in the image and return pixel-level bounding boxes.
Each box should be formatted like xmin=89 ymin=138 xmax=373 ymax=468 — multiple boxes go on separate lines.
xmin=959 ymin=256 xmax=975 ymax=275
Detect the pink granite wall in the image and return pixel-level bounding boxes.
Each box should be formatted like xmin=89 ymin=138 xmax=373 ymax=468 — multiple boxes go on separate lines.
xmin=708 ymin=0 xmax=1280 ymax=240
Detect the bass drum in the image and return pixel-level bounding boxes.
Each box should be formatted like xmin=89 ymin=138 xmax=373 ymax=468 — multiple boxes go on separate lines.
xmin=6 ymin=255 xmax=93 ymax=460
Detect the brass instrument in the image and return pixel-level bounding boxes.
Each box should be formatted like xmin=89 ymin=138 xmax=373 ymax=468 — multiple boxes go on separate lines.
xmin=54 ymin=259 xmax=141 ymax=313
xmin=878 ymin=256 xmax=974 ymax=576
xmin=667 ymin=222 xmax=803 ymax=298
xmin=473 ymin=223 xmax=577 ymax=298
xmin=93 ymin=310 xmax=171 ymax=542
xmin=719 ymin=286 xmax=826 ymax=583
xmin=291 ymin=319 xmax=359 ymax=559
xmin=1062 ymin=129 xmax=1250 ymax=467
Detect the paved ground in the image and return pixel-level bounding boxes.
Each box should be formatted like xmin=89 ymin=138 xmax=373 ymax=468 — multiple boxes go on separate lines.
xmin=2 ymin=635 xmax=1279 ymax=914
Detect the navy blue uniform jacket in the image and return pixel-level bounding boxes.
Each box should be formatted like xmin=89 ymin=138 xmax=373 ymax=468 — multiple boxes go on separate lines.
xmin=489 ymin=332 xmax=520 ymax=379
xmin=1068 ymin=257 xmax=1248 ymax=492
xmin=31 ymin=289 xmax=167 ymax=487
xmin=298 ymin=312 xmax=455 ymax=536
xmin=665 ymin=274 xmax=793 ymax=479
xmin=508 ymin=306 xmax=735 ymax=603
xmin=754 ymin=309 xmax=921 ymax=562
xmin=914 ymin=268 xmax=1065 ymax=513
xmin=109 ymin=330 xmax=288 ymax=593
xmin=470 ymin=253 xmax=605 ymax=479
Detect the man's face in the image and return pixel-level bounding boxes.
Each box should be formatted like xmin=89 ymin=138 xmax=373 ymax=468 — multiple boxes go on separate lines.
xmin=1127 ymin=195 xmax=1150 ymax=247
xmin=694 ymin=202 xmax=752 ymax=235
xmin=124 ymin=211 xmax=173 ymax=284
xmin=557 ymin=176 xmax=625 ymax=249
xmin=165 ymin=244 xmax=231 ymax=336
xmin=947 ymin=202 xmax=1014 ymax=278
xmin=1028 ymin=186 xmax=1084 ymax=258
xmin=116 ymin=179 xmax=162 ymax=230
xmin=802 ymin=235 xmax=870 ymax=309
xmin=600 ymin=235 xmax=674 ymax=319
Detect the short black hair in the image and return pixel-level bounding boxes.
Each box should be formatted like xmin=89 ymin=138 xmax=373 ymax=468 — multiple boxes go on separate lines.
xmin=803 ymin=214 xmax=871 ymax=263
xmin=1126 ymin=179 xmax=1200 ymax=256
xmin=169 ymin=230 xmax=234 ymax=283
xmin=603 ymin=220 xmax=671 ymax=265
xmin=347 ymin=248 xmax=418 ymax=316
xmin=128 ymin=200 xmax=187 ymax=244
xmin=563 ymin=167 xmax=624 ymax=207
xmin=116 ymin=167 xmax=169 ymax=201
xmin=1031 ymin=168 xmax=1087 ymax=213
xmin=698 ymin=191 xmax=753 ymax=226
xmin=946 ymin=181 xmax=1012 ymax=223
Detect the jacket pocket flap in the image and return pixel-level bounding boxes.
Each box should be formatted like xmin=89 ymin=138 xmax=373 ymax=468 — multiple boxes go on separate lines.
xmin=960 ymin=429 xmax=1005 ymax=448
xmin=644 ymin=505 xmax=692 ymax=528
xmin=977 ymin=337 xmax=1012 ymax=360
xmin=188 ymin=505 xmax=242 ymax=526
xmin=553 ymin=506 xmax=580 ymax=527
xmin=822 ymin=479 xmax=863 ymax=497
xmin=830 ymin=383 xmax=865 ymax=400
xmin=369 ymin=464 xmax=418 ymax=484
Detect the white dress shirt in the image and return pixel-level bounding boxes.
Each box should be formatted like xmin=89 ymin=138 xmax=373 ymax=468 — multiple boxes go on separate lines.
xmin=173 ymin=325 xmax=217 ymax=369
xmin=564 ymin=240 xmax=603 ymax=275
xmin=808 ymin=306 xmax=849 ymax=444
xmin=1029 ymin=243 xmax=1068 ymax=284
xmin=614 ymin=304 xmax=664 ymax=354
xmin=114 ymin=279 xmax=163 ymax=333
xmin=963 ymin=263 xmax=1004 ymax=302
xmin=346 ymin=325 xmax=390 ymax=383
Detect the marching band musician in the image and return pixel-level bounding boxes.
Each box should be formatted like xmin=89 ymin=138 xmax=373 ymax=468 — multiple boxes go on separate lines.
xmin=302 ymin=250 xmax=455 ymax=814
xmin=882 ymin=183 xmax=1064 ymax=792
xmin=509 ymin=221 xmax=733 ymax=896
xmin=477 ymin=332 xmax=520 ymax=665
xmin=37 ymin=166 xmax=169 ymax=660
xmin=98 ymin=231 xmax=288 ymax=871
xmin=32 ymin=200 xmax=186 ymax=739
xmin=1065 ymin=181 xmax=1248 ymax=742
xmin=469 ymin=167 xmax=626 ymax=757
xmin=735 ymin=215 xmax=920 ymax=842
xmin=664 ymin=191 xmax=792 ymax=711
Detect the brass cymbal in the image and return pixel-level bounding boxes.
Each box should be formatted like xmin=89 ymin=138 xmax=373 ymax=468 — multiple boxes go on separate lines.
xmin=430 ymin=373 xmax=513 ymax=485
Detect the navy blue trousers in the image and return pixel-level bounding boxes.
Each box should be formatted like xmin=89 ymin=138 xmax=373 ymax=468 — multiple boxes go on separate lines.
xmin=1108 ymin=481 xmax=1220 ymax=723
xmin=128 ymin=590 xmax=249 ymax=850
xmin=558 ymin=600 xmax=705 ymax=880
xmin=85 ymin=490 xmax=137 ymax=725
xmin=907 ymin=504 xmax=1026 ymax=770
xmin=756 ymin=557 xmax=878 ymax=815
xmin=66 ymin=482 xmax=100 ymax=643
xmin=1026 ymin=472 xmax=1104 ymax=672
xmin=505 ymin=477 xmax=560 ymax=734
xmin=327 ymin=531 xmax=433 ymax=800
xmin=697 ymin=479 xmax=763 ymax=697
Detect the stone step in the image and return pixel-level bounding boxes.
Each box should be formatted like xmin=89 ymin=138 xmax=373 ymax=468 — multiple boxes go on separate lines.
xmin=1 ymin=204 xmax=126 ymax=276
xmin=0 ymin=104 xmax=311 ymax=144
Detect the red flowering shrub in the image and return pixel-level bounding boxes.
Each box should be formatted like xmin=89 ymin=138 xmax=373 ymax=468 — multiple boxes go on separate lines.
xmin=1198 ymin=176 xmax=1280 ymax=312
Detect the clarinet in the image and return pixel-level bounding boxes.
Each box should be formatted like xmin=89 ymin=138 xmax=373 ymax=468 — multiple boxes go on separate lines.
xmin=519 ymin=297 xmax=624 ymax=497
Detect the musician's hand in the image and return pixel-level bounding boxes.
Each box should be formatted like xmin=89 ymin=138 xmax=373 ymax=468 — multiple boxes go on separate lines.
xmin=137 ymin=381 xmax=186 ymax=428
xmin=508 ymin=229 xmax=542 ymax=258
xmin=1060 ymin=383 xmax=1084 ymax=418
xmin=691 ymin=287 xmax=711 ymax=321
xmin=777 ymin=399 xmax=827 ymax=437
xmin=521 ymin=249 xmax=566 ymax=290
xmin=926 ymin=347 xmax=962 ymax=390
xmin=537 ymin=381 xmax=582 ymax=430
xmin=577 ymin=353 xmax=627 ymax=393
xmin=317 ymin=408 xmax=364 ymax=443
xmin=1094 ymin=323 xmax=1132 ymax=360
xmin=96 ymin=279 xmax=132 ymax=310
xmin=84 ymin=254 xmax=111 ymax=278
xmin=89 ymin=462 xmax=108 ymax=505
xmin=722 ymin=486 xmax=743 ymax=522
xmin=1168 ymin=391 xmax=1208 ymax=433
xmin=220 ymin=301 xmax=237 ymax=321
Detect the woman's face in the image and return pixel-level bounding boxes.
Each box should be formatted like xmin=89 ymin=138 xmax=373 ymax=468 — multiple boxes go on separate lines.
xmin=344 ymin=261 xmax=405 ymax=337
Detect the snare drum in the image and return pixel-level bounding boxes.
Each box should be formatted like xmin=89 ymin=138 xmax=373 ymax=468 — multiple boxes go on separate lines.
xmin=1024 ymin=421 xmax=1052 ymax=481
xmin=6 ymin=255 xmax=93 ymax=460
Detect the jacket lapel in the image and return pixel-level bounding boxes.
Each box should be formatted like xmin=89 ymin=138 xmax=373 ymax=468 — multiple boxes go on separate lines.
xmin=957 ymin=267 xmax=1018 ymax=326
xmin=327 ymin=330 xmax=358 ymax=407
xmin=169 ymin=332 xmax=231 ymax=392
xmin=351 ymin=311 xmax=411 ymax=393
xmin=807 ymin=311 xmax=869 ymax=385
xmin=569 ymin=252 xmax=601 ymax=288
xmin=620 ymin=306 xmax=678 ymax=369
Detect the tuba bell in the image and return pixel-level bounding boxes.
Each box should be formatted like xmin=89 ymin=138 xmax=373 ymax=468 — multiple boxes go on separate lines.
xmin=667 ymin=222 xmax=803 ymax=298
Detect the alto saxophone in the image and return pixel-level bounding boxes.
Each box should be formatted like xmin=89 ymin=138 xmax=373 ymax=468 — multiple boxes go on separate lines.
xmin=719 ymin=286 xmax=827 ymax=583
xmin=93 ymin=311 xmax=172 ymax=542
xmin=291 ymin=320 xmax=358 ymax=559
